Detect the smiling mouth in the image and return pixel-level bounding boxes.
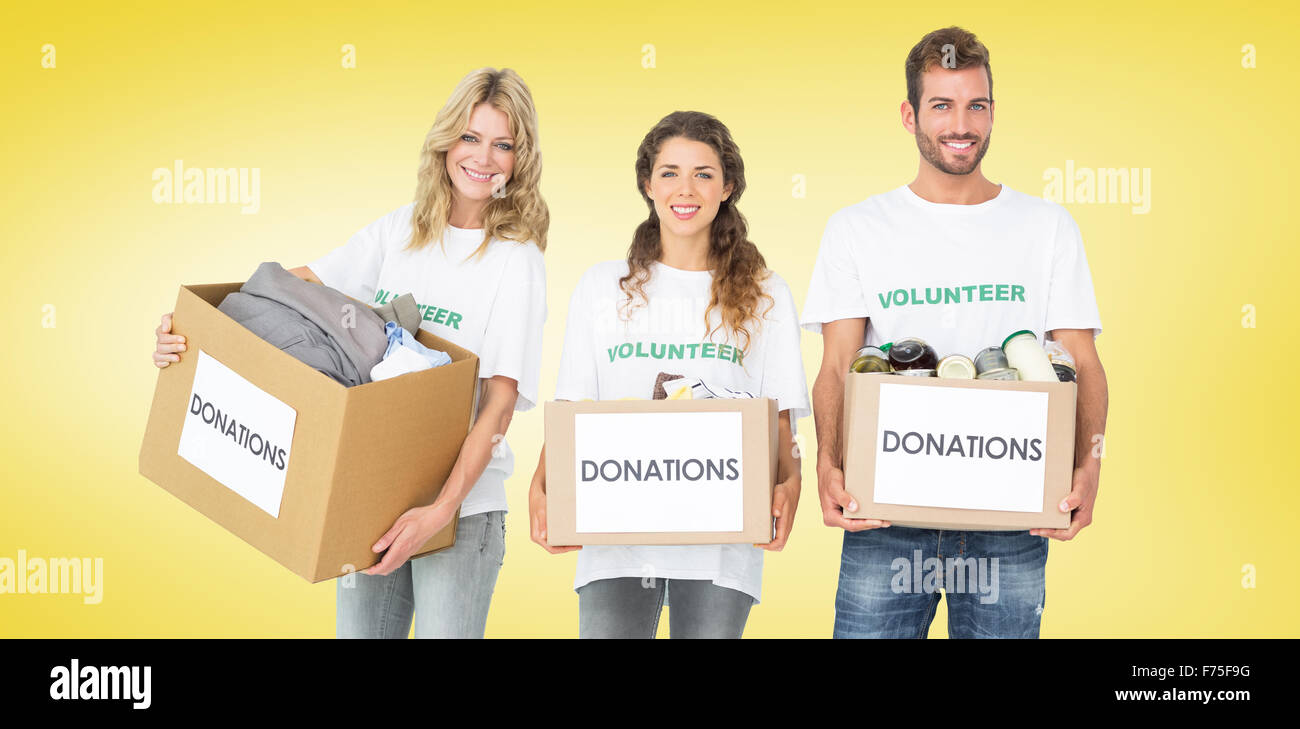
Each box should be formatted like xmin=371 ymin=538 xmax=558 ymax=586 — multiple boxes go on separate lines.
xmin=670 ymin=204 xmax=700 ymax=220
xmin=461 ymin=165 xmax=496 ymax=182
xmin=942 ymin=140 xmax=976 ymax=152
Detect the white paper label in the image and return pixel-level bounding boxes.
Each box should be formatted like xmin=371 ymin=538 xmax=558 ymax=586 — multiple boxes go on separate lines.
xmin=177 ymin=350 xmax=297 ymax=517
xmin=872 ymin=384 xmax=1049 ymax=513
xmin=573 ymin=411 xmax=744 ymax=533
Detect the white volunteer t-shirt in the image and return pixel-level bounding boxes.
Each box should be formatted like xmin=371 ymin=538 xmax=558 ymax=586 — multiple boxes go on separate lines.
xmin=555 ymin=260 xmax=810 ymax=604
xmin=308 ymin=202 xmax=547 ymax=517
xmin=801 ymin=184 xmax=1102 ymax=357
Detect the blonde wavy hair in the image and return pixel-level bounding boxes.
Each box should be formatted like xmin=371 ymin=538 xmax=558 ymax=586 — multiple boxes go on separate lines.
xmin=407 ymin=67 xmax=549 ymax=255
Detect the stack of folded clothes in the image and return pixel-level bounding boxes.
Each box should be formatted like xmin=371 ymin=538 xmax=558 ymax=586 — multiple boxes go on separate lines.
xmin=218 ymin=262 xmax=449 ymax=386
xmin=371 ymin=321 xmax=452 ymax=381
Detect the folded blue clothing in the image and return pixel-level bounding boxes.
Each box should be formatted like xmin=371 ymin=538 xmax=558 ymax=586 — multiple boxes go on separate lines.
xmin=381 ymin=321 xmax=452 ymax=368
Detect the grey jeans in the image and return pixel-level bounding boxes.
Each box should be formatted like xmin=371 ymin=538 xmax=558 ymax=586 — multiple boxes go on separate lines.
xmin=577 ymin=577 xmax=754 ymax=639
xmin=336 ymin=510 xmax=505 ymax=639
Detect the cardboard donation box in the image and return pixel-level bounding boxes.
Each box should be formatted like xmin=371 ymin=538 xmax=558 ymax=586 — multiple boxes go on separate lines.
xmin=842 ymin=373 xmax=1076 ymax=530
xmin=545 ymin=398 xmax=779 ymax=545
xmin=139 ymin=282 xmax=480 ymax=582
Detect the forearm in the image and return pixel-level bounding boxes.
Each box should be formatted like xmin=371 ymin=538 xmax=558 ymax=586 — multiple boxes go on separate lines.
xmin=430 ymin=398 xmax=515 ymax=515
xmin=531 ymin=443 xmax=547 ymax=493
xmin=1073 ymin=358 xmax=1109 ymax=474
xmin=776 ymin=412 xmax=800 ymax=485
xmin=812 ymin=369 xmax=846 ymax=471
xmin=288 ymin=265 xmax=322 ymax=284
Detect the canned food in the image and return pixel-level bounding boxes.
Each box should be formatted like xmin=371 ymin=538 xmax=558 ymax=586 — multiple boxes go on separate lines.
xmin=888 ymin=337 xmax=938 ymax=371
xmin=1053 ymin=362 xmax=1077 ymax=383
xmin=937 ymin=355 xmax=976 ymax=379
xmin=849 ymin=345 xmax=892 ymax=373
xmin=973 ymin=346 xmax=1009 ymax=375
xmin=895 ymin=368 xmax=936 ymax=377
xmin=976 ymin=367 xmax=1020 ymax=381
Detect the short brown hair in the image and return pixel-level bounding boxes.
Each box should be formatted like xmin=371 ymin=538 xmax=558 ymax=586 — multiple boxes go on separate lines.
xmin=905 ymin=27 xmax=992 ymax=117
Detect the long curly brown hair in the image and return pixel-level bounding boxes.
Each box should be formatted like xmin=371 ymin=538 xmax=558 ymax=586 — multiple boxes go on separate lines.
xmin=619 ymin=111 xmax=772 ymax=352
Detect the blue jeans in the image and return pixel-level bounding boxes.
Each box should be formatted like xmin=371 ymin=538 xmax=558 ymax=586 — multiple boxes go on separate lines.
xmin=578 ymin=578 xmax=753 ymax=639
xmin=336 ymin=510 xmax=505 ymax=639
xmin=834 ymin=526 xmax=1048 ymax=639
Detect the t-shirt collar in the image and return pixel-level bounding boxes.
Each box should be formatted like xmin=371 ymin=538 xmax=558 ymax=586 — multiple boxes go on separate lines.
xmin=446 ymin=223 xmax=485 ymax=240
xmin=652 ymin=260 xmax=714 ymax=280
xmin=899 ymin=182 xmax=1009 ymax=213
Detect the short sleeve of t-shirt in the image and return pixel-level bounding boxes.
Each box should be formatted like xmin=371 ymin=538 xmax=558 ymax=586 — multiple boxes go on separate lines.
xmin=759 ymin=274 xmax=812 ymax=424
xmin=1044 ymin=207 xmax=1103 ymax=338
xmin=553 ymin=267 xmax=599 ymax=402
xmin=306 ymin=204 xmax=411 ymax=303
xmin=477 ymin=242 xmax=548 ymax=412
xmin=800 ymin=211 xmax=870 ymax=334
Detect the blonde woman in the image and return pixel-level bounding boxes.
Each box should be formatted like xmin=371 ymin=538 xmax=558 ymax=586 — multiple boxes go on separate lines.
xmin=152 ymin=68 xmax=549 ymax=638
xmin=529 ymin=111 xmax=809 ymax=638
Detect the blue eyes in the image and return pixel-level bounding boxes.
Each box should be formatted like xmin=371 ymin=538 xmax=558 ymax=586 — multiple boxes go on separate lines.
xmin=460 ymin=134 xmax=513 ymax=151
xmin=933 ymin=103 xmax=985 ymax=111
xmin=661 ymin=171 xmax=713 ymax=179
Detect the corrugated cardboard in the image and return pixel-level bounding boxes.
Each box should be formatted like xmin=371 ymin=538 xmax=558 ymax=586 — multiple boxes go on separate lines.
xmin=545 ymin=398 xmax=778 ymax=545
xmin=842 ymin=373 xmax=1076 ymax=530
xmin=139 ymin=282 xmax=479 ymax=582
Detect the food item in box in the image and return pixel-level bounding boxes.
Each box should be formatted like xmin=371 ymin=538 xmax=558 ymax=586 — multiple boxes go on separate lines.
xmin=1002 ymin=330 xmax=1057 ymax=382
xmin=1051 ymin=362 xmax=1076 ymax=383
xmin=977 ymin=367 xmax=1020 ymax=381
xmin=652 ymin=371 xmax=687 ymax=399
xmin=850 ymin=345 xmax=892 ymax=373
xmin=888 ymin=337 xmax=938 ymax=371
xmin=973 ymin=346 xmax=1009 ymax=375
xmin=937 ymin=354 xmax=976 ymax=379
xmin=1043 ymin=340 xmax=1077 ymax=383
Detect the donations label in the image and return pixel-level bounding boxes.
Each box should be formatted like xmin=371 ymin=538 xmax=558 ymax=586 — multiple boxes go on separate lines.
xmin=177 ymin=351 xmax=298 ymax=518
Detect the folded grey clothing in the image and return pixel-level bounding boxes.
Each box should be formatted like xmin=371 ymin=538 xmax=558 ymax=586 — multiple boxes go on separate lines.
xmin=372 ymin=292 xmax=421 ymax=336
xmin=218 ymin=262 xmax=389 ymax=386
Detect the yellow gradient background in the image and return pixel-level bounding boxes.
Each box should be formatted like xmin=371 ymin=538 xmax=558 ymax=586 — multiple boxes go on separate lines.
xmin=2 ymin=1 xmax=1295 ymax=637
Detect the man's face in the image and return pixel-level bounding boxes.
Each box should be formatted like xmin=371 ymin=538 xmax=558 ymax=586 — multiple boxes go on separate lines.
xmin=905 ymin=65 xmax=993 ymax=176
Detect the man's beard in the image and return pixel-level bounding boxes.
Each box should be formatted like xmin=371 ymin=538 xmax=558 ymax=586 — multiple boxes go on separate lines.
xmin=915 ymin=130 xmax=991 ymax=175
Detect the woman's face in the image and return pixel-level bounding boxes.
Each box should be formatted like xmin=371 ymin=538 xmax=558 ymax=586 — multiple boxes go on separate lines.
xmin=445 ymin=102 xmax=516 ymax=210
xmin=645 ymin=136 xmax=733 ymax=241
